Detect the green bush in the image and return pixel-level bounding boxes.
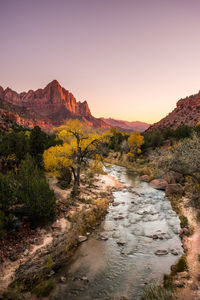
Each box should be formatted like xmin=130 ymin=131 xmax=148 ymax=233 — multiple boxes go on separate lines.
xmin=179 ymin=215 xmax=189 ymax=228
xmin=171 ymin=255 xmax=188 ymax=275
xmin=33 ymin=279 xmax=54 ymax=297
xmin=17 ymin=154 xmax=56 ymax=225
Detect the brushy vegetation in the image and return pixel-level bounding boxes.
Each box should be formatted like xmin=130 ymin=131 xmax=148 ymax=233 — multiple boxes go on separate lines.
xmin=32 ymin=279 xmax=54 ymax=297
xmin=141 ymin=284 xmax=175 ymax=300
xmin=171 ymin=255 xmax=188 ymax=275
xmin=0 ymin=125 xmax=60 ymax=235
xmin=179 ymin=215 xmax=189 ymax=229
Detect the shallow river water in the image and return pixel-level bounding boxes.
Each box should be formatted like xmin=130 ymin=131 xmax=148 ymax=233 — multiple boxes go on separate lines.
xmin=52 ymin=165 xmax=183 ymax=300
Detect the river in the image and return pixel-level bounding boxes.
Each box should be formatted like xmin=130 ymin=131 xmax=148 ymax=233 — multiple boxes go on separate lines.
xmin=51 ymin=165 xmax=183 ymax=300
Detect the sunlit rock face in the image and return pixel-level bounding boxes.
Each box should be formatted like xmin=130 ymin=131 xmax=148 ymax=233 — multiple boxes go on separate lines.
xmin=146 ymin=91 xmax=200 ymax=132
xmin=0 ymin=80 xmax=110 ymax=129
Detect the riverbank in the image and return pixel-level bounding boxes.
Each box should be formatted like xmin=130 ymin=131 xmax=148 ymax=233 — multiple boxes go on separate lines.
xmin=174 ymin=196 xmax=200 ymax=300
xmin=0 ymin=173 xmax=123 ymax=299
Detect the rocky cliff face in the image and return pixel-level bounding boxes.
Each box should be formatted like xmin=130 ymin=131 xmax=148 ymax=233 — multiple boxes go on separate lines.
xmin=146 ymin=91 xmax=200 ymax=132
xmin=0 ymin=80 xmax=109 ymax=129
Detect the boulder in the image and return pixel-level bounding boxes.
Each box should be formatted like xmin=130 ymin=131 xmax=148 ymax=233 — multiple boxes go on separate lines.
xmin=155 ymin=249 xmax=168 ymax=256
xmin=165 ymin=184 xmax=184 ymax=196
xmin=149 ymin=179 xmax=168 ymax=190
xmin=140 ymin=175 xmax=149 ymax=182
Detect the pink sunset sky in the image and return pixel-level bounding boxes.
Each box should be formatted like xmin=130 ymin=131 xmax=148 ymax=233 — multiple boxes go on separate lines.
xmin=1 ymin=0 xmax=200 ymax=123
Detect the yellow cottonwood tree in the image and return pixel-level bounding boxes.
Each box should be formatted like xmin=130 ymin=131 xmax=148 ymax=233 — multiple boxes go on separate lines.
xmin=44 ymin=119 xmax=105 ymax=194
xmin=128 ymin=132 xmax=144 ymax=160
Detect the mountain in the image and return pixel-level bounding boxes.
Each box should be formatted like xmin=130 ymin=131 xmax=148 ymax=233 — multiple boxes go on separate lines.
xmin=101 ymin=118 xmax=150 ymax=132
xmin=0 ymin=80 xmax=110 ymax=130
xmin=146 ymin=91 xmax=200 ymax=132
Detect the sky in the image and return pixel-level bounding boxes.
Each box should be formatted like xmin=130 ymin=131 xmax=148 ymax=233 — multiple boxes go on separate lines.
xmin=1 ymin=0 xmax=200 ymax=124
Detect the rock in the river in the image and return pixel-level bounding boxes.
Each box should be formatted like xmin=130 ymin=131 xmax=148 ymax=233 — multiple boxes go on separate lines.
xmin=155 ymin=249 xmax=168 ymax=256
xmin=99 ymin=233 xmax=109 ymax=241
xmin=114 ymin=216 xmax=124 ymax=220
xmin=140 ymin=175 xmax=149 ymax=182
xmin=152 ymin=234 xmax=158 ymax=240
xmin=165 ymin=184 xmax=184 ymax=196
xmin=170 ymin=249 xmax=179 ymax=256
xmin=78 ymin=236 xmax=87 ymax=243
xmin=149 ymin=179 xmax=168 ymax=190
xmin=117 ymin=240 xmax=126 ymax=246
xmin=112 ymin=202 xmax=120 ymax=206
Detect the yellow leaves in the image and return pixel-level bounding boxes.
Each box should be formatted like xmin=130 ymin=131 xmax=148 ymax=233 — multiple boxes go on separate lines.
xmin=128 ymin=132 xmax=144 ymax=149
xmin=25 ymin=131 xmax=31 ymax=138
xmin=128 ymin=132 xmax=144 ymax=159
xmin=89 ymin=155 xmax=104 ymax=175
xmin=196 ymin=121 xmax=200 ymax=127
xmin=43 ymin=144 xmax=72 ymax=175
xmin=93 ymin=198 xmax=109 ymax=211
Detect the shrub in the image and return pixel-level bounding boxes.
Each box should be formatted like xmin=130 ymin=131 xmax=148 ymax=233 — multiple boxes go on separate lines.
xmin=179 ymin=215 xmax=189 ymax=228
xmin=141 ymin=284 xmax=175 ymax=300
xmin=17 ymin=154 xmax=56 ymax=225
xmin=171 ymin=255 xmax=188 ymax=275
xmin=33 ymin=279 xmax=54 ymax=297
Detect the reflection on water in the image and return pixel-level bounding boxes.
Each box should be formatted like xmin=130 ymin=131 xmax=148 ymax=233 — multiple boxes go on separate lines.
xmin=52 ymin=165 xmax=183 ymax=300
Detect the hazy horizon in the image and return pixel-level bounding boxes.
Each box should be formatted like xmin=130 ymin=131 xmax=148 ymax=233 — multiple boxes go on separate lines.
xmin=1 ymin=0 xmax=200 ymax=123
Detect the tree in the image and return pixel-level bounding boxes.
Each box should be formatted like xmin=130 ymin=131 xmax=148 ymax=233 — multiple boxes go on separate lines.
xmin=44 ymin=120 xmax=105 ymax=195
xmin=43 ymin=144 xmax=72 ymax=187
xmin=17 ymin=154 xmax=56 ymax=224
xmin=128 ymin=132 xmax=144 ymax=160
xmin=157 ymin=135 xmax=200 ymax=184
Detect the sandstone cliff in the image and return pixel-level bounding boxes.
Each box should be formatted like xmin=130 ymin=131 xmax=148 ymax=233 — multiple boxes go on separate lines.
xmin=147 ymin=91 xmax=200 ymax=132
xmin=0 ymin=80 xmax=110 ymax=129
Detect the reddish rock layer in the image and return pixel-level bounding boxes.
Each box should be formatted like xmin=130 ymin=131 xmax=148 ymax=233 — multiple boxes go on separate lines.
xmin=147 ymin=91 xmax=200 ymax=132
xmin=0 ymin=80 xmax=110 ymax=129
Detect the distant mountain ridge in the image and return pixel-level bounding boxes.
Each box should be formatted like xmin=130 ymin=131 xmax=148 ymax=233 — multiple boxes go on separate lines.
xmin=101 ymin=118 xmax=150 ymax=132
xmin=146 ymin=91 xmax=200 ymax=132
xmin=0 ymin=80 xmax=110 ymax=130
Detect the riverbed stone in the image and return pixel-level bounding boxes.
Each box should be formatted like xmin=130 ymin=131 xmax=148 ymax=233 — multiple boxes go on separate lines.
xmin=99 ymin=232 xmax=109 ymax=241
xmin=155 ymin=249 xmax=168 ymax=256
xmin=170 ymin=249 xmax=179 ymax=256
xmin=117 ymin=240 xmax=126 ymax=246
xmin=114 ymin=216 xmax=124 ymax=220
xmin=112 ymin=202 xmax=120 ymax=206
xmin=149 ymin=179 xmax=168 ymax=190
